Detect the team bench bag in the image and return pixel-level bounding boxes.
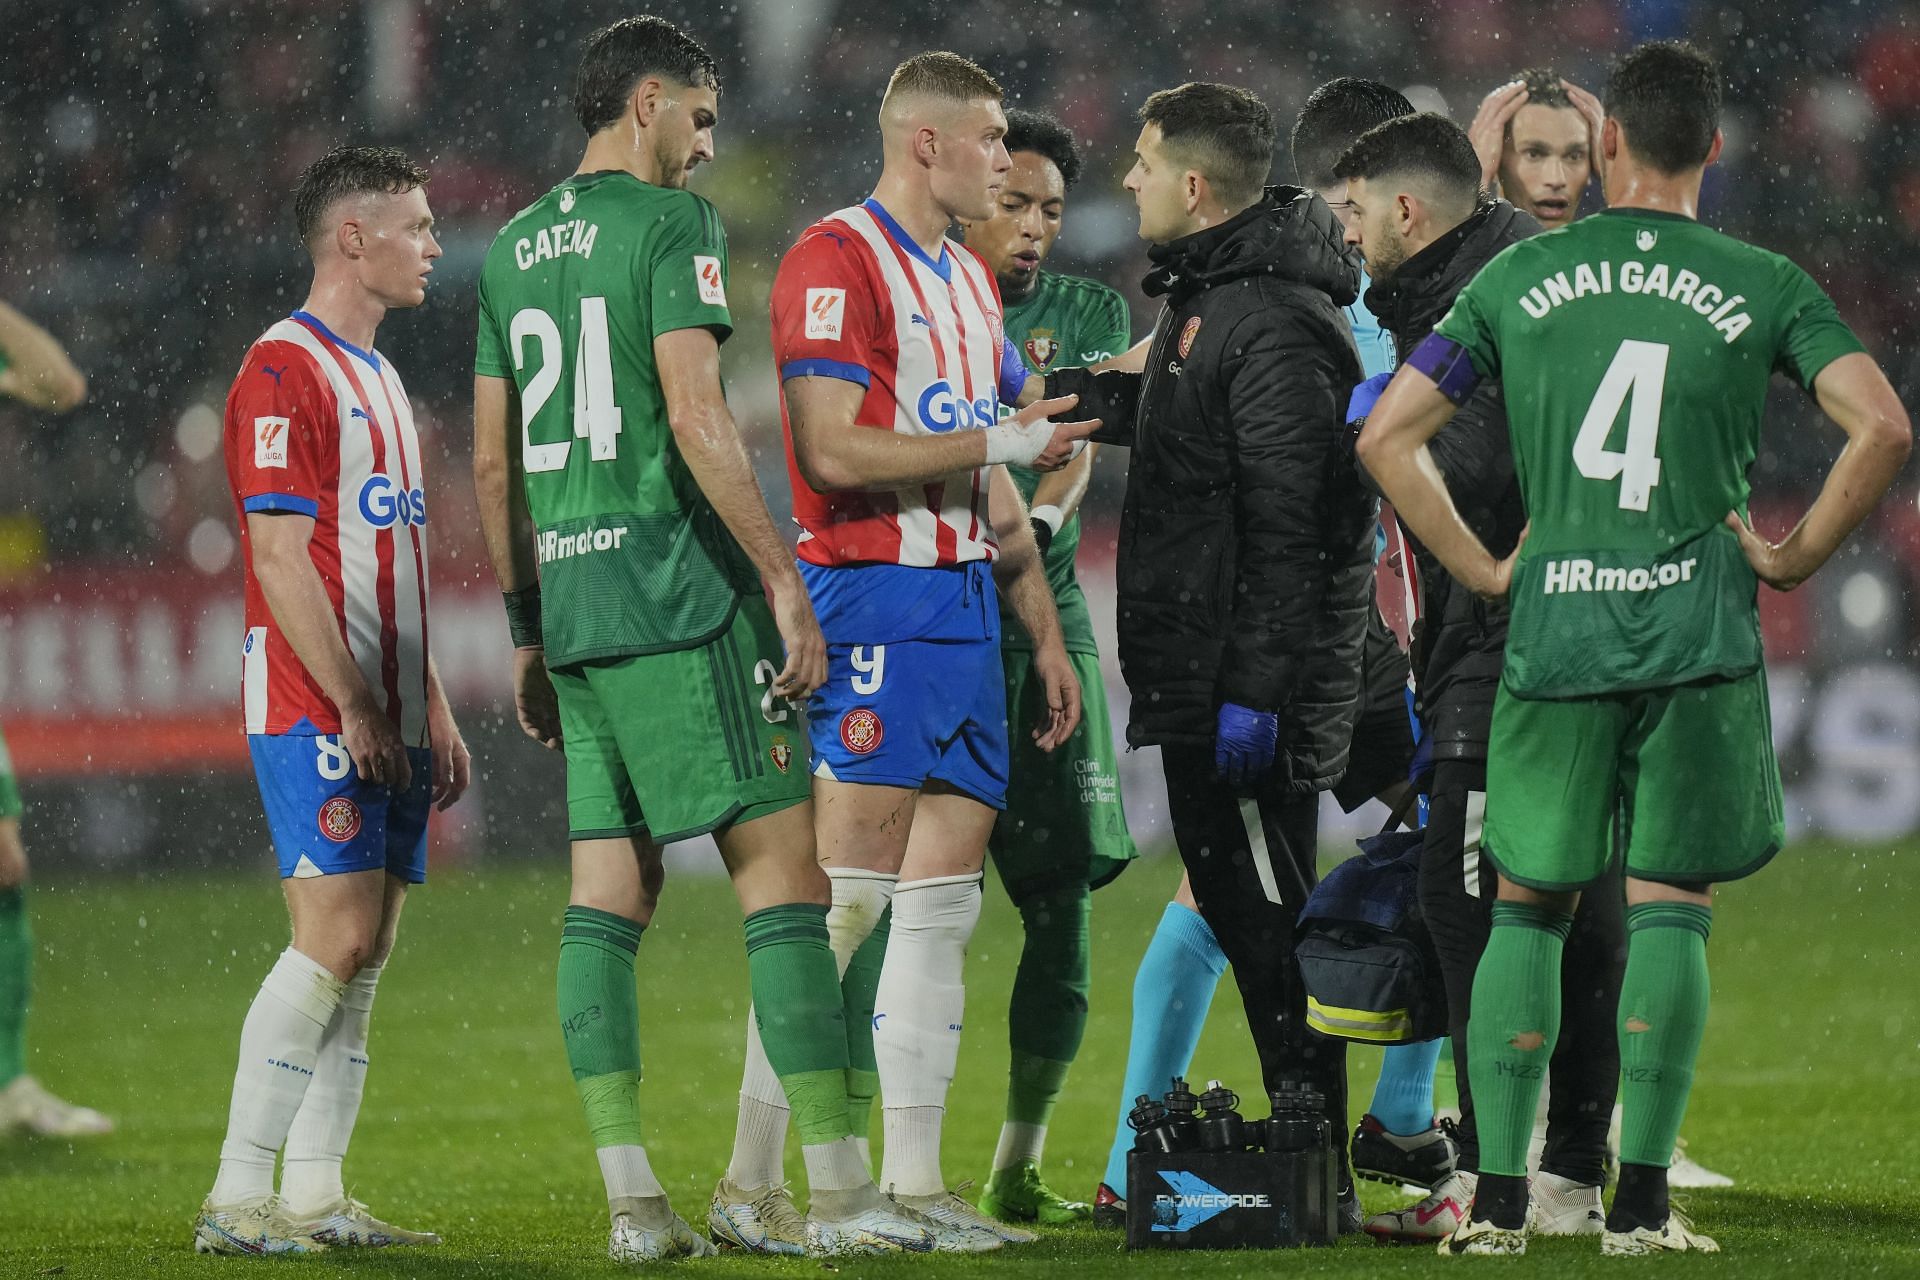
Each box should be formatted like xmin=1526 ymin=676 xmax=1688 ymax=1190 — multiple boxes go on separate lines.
xmin=1294 ymin=826 xmax=1447 ymax=1045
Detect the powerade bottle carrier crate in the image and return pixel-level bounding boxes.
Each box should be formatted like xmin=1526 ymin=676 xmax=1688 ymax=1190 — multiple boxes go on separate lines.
xmin=1124 ymin=1079 xmax=1338 ymax=1250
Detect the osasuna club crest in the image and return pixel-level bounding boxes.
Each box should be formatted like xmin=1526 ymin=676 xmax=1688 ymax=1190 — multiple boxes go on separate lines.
xmin=769 ymin=734 xmax=793 ymax=774
xmin=1024 ymin=328 xmax=1060 ymax=372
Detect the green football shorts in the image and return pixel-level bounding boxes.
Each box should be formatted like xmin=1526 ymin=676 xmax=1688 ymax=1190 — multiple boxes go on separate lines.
xmin=0 ymin=723 xmax=19 ymax=821
xmin=988 ymin=648 xmax=1138 ymax=898
xmin=1482 ymin=669 xmax=1784 ymax=892
xmin=550 ymin=595 xmax=809 ymax=845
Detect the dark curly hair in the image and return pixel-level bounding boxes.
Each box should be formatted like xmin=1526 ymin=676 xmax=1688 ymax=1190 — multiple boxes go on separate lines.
xmin=1003 ymin=108 xmax=1083 ymax=189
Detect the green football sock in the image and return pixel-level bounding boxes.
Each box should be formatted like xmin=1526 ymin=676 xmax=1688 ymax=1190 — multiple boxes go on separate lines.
xmin=744 ymin=903 xmax=852 ymax=1146
xmin=0 ymin=887 xmax=28 ymax=1088
xmin=557 ymin=906 xmax=645 ymax=1148
xmin=841 ymin=906 xmax=889 ymax=1142
xmin=1467 ymin=901 xmax=1573 ymax=1178
xmin=1616 ymin=902 xmax=1712 ymax=1169
xmin=1006 ymin=885 xmax=1091 ymax=1128
xmin=1007 ymin=1052 xmax=1073 ymax=1131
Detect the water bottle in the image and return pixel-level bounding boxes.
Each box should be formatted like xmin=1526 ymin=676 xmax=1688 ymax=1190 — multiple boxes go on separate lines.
xmin=1264 ymin=1081 xmax=1319 ymax=1155
xmin=1197 ymin=1079 xmax=1251 ymax=1152
xmin=1127 ymin=1093 xmax=1184 ymax=1154
xmin=1162 ymin=1076 xmax=1202 ymax=1152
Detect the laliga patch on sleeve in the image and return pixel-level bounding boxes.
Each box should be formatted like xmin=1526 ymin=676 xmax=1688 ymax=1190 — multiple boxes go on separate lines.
xmin=694 ymin=255 xmax=727 ymax=306
xmin=255 ymin=416 xmax=291 ymax=469
xmin=805 ymin=288 xmax=846 ymax=340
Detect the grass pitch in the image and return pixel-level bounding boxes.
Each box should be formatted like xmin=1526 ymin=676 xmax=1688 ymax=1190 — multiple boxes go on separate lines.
xmin=4 ymin=842 xmax=1918 ymax=1277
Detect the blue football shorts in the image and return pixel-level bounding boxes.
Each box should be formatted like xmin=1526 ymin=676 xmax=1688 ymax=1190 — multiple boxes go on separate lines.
xmin=248 ymin=733 xmax=433 ymax=883
xmin=806 ymin=637 xmax=1010 ymax=809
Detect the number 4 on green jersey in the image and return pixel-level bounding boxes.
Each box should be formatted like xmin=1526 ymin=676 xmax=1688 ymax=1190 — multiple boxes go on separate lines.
xmin=1430 ymin=208 xmax=1865 ymax=698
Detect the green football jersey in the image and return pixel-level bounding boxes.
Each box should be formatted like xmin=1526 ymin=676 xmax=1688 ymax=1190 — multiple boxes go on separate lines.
xmin=1435 ymin=208 xmax=1865 ymax=698
xmin=998 ymin=271 xmax=1132 ymax=654
xmin=476 ymin=171 xmax=753 ymax=667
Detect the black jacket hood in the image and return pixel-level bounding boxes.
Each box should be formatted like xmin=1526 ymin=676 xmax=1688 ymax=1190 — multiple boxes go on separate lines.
xmin=1364 ymin=199 xmax=1539 ymax=339
xmin=1144 ymin=185 xmax=1362 ymax=306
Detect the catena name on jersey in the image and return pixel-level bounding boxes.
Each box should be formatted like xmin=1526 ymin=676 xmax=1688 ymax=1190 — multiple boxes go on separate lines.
xmin=513 ymin=219 xmax=600 ymax=271
xmin=1516 ymin=260 xmax=1752 ymax=343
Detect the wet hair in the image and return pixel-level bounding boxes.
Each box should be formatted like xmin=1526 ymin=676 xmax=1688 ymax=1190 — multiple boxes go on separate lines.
xmin=1333 ymin=113 xmax=1483 ymax=215
xmin=883 ymin=51 xmax=1004 ymax=111
xmin=572 ymin=16 xmax=719 ymax=136
xmin=1289 ymin=77 xmax=1416 ymax=188
xmin=1604 ymin=40 xmax=1722 ymax=174
xmin=1003 ymin=108 xmax=1082 ymax=189
xmin=293 ymin=145 xmax=429 ymax=251
xmin=1514 ymin=67 xmax=1573 ymax=111
xmin=1139 ymin=81 xmax=1276 ymax=208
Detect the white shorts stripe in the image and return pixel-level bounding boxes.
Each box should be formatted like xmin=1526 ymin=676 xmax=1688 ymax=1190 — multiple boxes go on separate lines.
xmin=1238 ymin=798 xmax=1284 ymax=905
xmin=242 ymin=626 xmax=268 ymax=734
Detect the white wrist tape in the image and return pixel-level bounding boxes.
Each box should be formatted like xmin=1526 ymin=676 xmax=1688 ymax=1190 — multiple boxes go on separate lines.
xmin=1029 ymin=504 xmax=1065 ymax=536
xmin=982 ymin=416 xmax=1054 ymax=467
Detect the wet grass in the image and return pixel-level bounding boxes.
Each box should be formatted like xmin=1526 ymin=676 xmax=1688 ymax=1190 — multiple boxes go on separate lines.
xmin=4 ymin=841 xmax=1916 ymax=1277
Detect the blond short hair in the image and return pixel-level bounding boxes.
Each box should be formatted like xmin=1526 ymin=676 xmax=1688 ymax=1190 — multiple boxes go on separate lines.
xmin=881 ymin=51 xmax=1003 ymax=120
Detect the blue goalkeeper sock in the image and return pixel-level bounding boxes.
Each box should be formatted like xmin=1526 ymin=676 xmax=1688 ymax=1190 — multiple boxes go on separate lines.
xmin=1101 ymin=901 xmax=1225 ymax=1193
xmin=1368 ymin=1037 xmax=1443 ymax=1135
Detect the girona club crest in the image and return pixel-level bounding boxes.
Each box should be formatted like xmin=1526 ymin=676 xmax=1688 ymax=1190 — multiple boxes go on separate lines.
xmin=1024 ymin=329 xmax=1060 ymax=372
xmin=317 ymin=797 xmax=362 ymax=843
xmin=840 ymin=708 xmax=883 ymax=756
xmin=770 ymin=734 xmax=794 ymax=774
xmin=1178 ymin=315 xmax=1203 ymax=359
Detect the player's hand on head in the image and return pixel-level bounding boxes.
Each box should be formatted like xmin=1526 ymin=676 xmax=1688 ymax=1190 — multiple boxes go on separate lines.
xmin=1030 ymin=644 xmax=1083 ymax=752
xmin=513 ymin=647 xmax=564 ymax=750
xmin=342 ymin=694 xmax=412 ymax=791
xmin=769 ymin=575 xmax=827 ymax=702
xmin=1561 ymin=79 xmax=1607 ymax=183
xmin=1468 ymin=80 xmax=1529 ymax=190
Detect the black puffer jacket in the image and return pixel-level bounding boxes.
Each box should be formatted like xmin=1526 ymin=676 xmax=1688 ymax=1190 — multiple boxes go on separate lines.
xmin=1362 ymin=200 xmax=1536 ymax=760
xmin=1054 ymin=187 xmax=1374 ymax=792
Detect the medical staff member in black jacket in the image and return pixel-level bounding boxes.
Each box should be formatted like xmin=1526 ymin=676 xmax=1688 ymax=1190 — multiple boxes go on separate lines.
xmin=1050 ymin=81 xmax=1375 ymax=1229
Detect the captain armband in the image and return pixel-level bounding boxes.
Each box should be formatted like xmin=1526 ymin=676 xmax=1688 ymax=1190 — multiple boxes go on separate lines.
xmin=1406 ymin=333 xmax=1484 ymax=406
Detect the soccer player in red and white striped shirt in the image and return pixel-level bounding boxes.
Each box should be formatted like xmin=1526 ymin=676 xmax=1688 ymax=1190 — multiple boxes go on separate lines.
xmin=197 ymin=147 xmax=468 ymax=1256
xmin=717 ymin=52 xmax=1096 ymax=1250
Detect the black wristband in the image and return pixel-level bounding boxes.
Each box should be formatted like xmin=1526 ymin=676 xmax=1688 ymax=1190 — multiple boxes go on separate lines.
xmin=502 ymin=584 xmax=543 ymax=649
xmin=1029 ymin=516 xmax=1054 ymax=555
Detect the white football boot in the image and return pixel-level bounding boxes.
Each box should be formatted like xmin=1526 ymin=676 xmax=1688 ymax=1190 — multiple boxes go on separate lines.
xmin=1526 ymin=1171 xmax=1604 ymax=1236
xmin=1601 ymin=1206 xmax=1719 ymax=1256
xmin=706 ymin=1178 xmax=806 ymax=1255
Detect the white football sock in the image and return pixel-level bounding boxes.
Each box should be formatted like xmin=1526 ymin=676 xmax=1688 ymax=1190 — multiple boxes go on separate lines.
xmin=802 ymin=1134 xmax=870 ymax=1194
xmin=726 ymin=1025 xmax=789 ymax=1190
xmin=726 ymin=868 xmax=895 ymax=1190
xmin=993 ymin=1120 xmax=1048 ymax=1171
xmin=208 ymin=948 xmax=346 ymax=1207
xmin=600 ymin=1143 xmax=667 ymax=1212
xmin=280 ymin=962 xmax=382 ymax=1216
xmin=875 ymin=873 xmax=982 ymax=1197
